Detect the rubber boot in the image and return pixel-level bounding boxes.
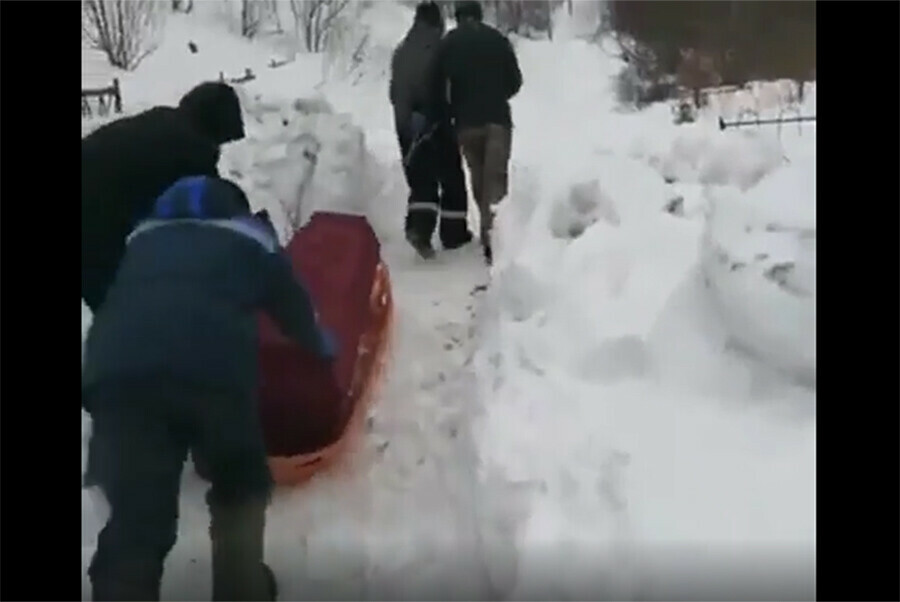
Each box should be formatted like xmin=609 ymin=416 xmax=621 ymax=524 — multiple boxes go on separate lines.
xmin=209 ymin=497 xmax=275 ymax=601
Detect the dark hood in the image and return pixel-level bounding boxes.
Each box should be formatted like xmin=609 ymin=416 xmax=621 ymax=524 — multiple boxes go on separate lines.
xmin=178 ymin=81 xmax=246 ymax=145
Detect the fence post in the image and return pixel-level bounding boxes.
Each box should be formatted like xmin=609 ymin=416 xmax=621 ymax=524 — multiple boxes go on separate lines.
xmin=112 ymin=78 xmax=122 ymax=113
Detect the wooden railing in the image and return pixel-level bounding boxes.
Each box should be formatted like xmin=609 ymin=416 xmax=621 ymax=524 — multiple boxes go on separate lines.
xmin=82 ymin=78 xmax=122 ymax=118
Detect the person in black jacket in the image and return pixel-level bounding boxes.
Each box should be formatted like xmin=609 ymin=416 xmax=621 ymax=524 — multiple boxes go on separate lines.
xmin=82 ymin=175 xmax=338 ymax=601
xmin=82 ymin=81 xmax=245 ymax=313
xmin=390 ymin=1 xmax=473 ymax=259
xmin=432 ymin=0 xmax=523 ymax=264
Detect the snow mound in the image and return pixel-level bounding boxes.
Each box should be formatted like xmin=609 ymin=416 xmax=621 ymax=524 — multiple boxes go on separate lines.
xmin=473 ymin=34 xmax=815 ymax=599
xmin=700 ymin=156 xmax=816 ymax=384
xmin=651 ymin=125 xmax=786 ymax=190
xmin=217 ymin=91 xmax=394 ymax=247
xmin=549 ymin=179 xmax=621 ymax=239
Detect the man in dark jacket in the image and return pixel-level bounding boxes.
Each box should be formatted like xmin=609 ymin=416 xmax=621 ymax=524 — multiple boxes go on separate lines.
xmin=82 ymin=176 xmax=337 ymax=601
xmin=390 ymin=1 xmax=473 ymax=259
xmin=432 ymin=0 xmax=523 ymax=264
xmin=82 ymin=81 xmax=245 ymax=313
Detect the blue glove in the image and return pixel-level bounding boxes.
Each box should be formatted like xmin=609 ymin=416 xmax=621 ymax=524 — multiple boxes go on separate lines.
xmin=318 ymin=327 xmax=340 ymax=360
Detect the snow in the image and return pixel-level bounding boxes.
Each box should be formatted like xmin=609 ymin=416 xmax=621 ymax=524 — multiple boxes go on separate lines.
xmin=82 ymin=4 xmax=815 ymax=600
xmin=470 ymin=24 xmax=815 ymax=601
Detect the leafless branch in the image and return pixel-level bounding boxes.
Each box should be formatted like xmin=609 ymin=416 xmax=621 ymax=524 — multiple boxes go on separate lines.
xmin=82 ymin=0 xmax=164 ymax=70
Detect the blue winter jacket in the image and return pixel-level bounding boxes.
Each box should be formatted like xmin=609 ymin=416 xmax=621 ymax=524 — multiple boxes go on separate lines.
xmin=82 ymin=176 xmax=333 ymax=402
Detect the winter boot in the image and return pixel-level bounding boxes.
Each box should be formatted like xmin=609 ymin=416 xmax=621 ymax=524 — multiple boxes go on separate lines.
xmin=209 ymin=497 xmax=274 ymax=601
xmin=441 ymin=228 xmax=474 ymax=251
xmin=406 ymin=229 xmax=436 ymax=260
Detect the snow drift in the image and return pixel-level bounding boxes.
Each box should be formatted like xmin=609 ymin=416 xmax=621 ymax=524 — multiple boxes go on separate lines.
xmin=472 ymin=28 xmax=816 ymax=600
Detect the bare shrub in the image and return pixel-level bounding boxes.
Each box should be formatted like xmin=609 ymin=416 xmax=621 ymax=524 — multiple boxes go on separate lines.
xmin=612 ymin=33 xmax=677 ymax=109
xmin=489 ymin=0 xmax=561 ymax=39
xmin=320 ymin=2 xmax=372 ymax=83
xmin=82 ymin=0 xmax=166 ymax=71
xmin=240 ymin=0 xmax=262 ymax=37
xmin=609 ymin=1 xmax=815 ymax=90
xmin=289 ymin=0 xmax=351 ymax=52
xmin=235 ymin=0 xmax=283 ymax=38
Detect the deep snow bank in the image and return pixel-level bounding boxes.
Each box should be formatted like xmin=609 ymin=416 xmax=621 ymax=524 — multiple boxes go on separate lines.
xmin=473 ymin=34 xmax=815 ymax=599
xmin=219 ymin=93 xmax=373 ymax=235
xmin=700 ymin=156 xmax=816 ymax=384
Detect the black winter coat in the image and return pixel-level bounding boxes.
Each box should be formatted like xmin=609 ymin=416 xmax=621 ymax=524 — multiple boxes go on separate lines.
xmin=390 ymin=21 xmax=446 ymax=129
xmin=432 ymin=21 xmax=523 ymax=130
xmin=82 ymin=177 xmax=330 ymax=404
xmin=81 ymin=82 xmax=244 ymax=313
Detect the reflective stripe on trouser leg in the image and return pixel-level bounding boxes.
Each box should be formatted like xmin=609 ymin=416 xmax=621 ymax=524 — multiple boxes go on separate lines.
xmin=439 ymin=209 xmax=470 ymax=247
xmin=406 ymin=201 xmax=439 ymax=242
xmin=408 ymin=202 xmax=440 ymax=213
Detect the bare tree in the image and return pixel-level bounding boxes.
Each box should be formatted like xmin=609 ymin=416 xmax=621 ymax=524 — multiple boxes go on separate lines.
xmin=289 ymin=0 xmax=351 ymax=53
xmin=609 ymin=1 xmax=815 ymax=90
xmin=267 ymin=0 xmax=283 ymax=33
xmin=82 ymin=0 xmax=166 ymax=71
xmin=238 ymin=0 xmax=285 ymax=38
xmin=491 ymin=0 xmax=560 ymax=39
xmin=240 ymin=0 xmax=261 ymax=37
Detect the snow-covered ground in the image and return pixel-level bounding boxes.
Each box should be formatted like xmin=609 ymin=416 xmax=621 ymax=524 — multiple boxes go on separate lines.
xmin=82 ymin=4 xmax=815 ymax=600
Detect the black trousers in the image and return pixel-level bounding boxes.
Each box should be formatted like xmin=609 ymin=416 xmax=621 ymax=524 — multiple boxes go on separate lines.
xmin=398 ymin=121 xmax=470 ymax=247
xmin=85 ymin=377 xmax=273 ymax=601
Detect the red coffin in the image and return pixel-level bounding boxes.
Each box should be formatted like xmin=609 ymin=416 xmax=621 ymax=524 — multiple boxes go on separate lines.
xmin=257 ymin=212 xmax=393 ymax=486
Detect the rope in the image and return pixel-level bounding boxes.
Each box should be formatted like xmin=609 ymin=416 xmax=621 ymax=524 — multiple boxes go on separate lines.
xmin=402 ymin=122 xmax=441 ymax=168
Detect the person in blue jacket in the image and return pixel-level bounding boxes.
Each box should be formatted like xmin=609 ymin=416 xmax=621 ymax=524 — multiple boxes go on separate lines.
xmin=82 ymin=175 xmax=338 ymax=601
